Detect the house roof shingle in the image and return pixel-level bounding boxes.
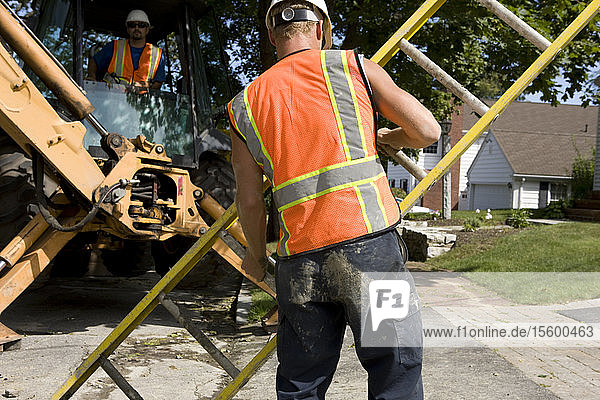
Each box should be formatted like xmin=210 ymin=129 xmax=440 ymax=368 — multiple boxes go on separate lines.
xmin=463 ymin=101 xmax=598 ymax=177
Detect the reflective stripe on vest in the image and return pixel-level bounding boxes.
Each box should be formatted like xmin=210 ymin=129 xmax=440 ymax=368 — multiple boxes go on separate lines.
xmin=229 ymin=89 xmax=275 ymax=181
xmin=321 ymin=51 xmax=369 ymax=160
xmin=229 ymin=49 xmax=399 ymax=256
xmin=107 ymin=40 xmax=162 ymax=84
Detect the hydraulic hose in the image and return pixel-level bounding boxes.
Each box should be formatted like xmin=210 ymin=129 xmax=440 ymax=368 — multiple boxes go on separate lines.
xmin=33 ymin=152 xmax=119 ymax=232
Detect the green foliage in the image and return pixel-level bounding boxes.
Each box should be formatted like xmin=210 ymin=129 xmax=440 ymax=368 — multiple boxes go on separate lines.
xmin=571 ymin=147 xmax=595 ymax=199
xmin=431 ymin=222 xmax=600 ymax=272
xmin=404 ymin=212 xmax=434 ymax=221
xmin=507 ymin=208 xmax=531 ymax=228
xmin=248 ymin=288 xmax=277 ymax=323
xmin=390 ymin=187 xmax=407 ymax=199
xmin=428 ymin=222 xmax=600 ymax=303
xmin=463 ymin=215 xmax=483 ymax=232
xmin=12 ymin=0 xmax=600 ymax=119
xmin=541 ymin=200 xmax=570 ymax=219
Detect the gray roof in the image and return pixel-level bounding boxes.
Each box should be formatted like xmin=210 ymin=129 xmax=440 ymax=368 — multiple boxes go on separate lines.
xmin=463 ymin=101 xmax=598 ymax=177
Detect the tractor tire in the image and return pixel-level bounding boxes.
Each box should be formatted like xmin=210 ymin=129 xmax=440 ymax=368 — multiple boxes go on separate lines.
xmin=101 ymin=240 xmax=152 ymax=277
xmin=0 ymin=133 xmax=36 ymax=250
xmin=0 ymin=131 xmax=89 ymax=277
xmin=151 ymin=154 xmax=243 ymax=287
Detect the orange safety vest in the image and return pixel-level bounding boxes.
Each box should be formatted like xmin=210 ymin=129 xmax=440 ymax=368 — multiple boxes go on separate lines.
xmin=228 ymin=49 xmax=400 ymax=257
xmin=106 ymin=39 xmax=162 ymax=85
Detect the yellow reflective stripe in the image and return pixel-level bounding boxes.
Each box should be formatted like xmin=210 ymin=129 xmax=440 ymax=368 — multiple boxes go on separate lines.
xmin=228 ymin=103 xmax=246 ymax=141
xmin=370 ymin=181 xmax=389 ymax=226
xmin=321 ymin=52 xmax=351 ymax=161
xmin=341 ymin=52 xmax=369 ymax=158
xmin=121 ymin=41 xmax=128 ymax=80
xmin=115 ymin=40 xmax=127 ymax=78
xmin=146 ymin=44 xmax=153 ymax=81
xmin=280 ymin=212 xmax=291 ymax=255
xmin=354 ymin=186 xmax=373 ymax=233
xmin=278 ymin=172 xmax=387 ymax=212
xmin=274 ymin=154 xmax=378 ymax=192
xmin=243 ymin=87 xmax=273 ymax=171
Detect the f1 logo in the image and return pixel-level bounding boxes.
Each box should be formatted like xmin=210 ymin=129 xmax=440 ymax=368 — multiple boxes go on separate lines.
xmin=369 ymin=280 xmax=410 ymax=331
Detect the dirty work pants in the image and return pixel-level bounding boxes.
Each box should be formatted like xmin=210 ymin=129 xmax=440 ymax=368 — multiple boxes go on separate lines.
xmin=275 ymin=230 xmax=423 ymax=400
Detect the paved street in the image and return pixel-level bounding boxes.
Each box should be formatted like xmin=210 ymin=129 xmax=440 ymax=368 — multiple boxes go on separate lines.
xmin=0 ymin=266 xmax=598 ymax=399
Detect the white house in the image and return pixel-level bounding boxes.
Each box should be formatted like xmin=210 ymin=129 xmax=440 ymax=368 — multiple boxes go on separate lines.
xmin=466 ymin=102 xmax=598 ymax=210
xmin=387 ymin=101 xmax=598 ymax=210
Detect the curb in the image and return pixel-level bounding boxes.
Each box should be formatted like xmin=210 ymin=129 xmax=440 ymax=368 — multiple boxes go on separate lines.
xmin=236 ymin=278 xmax=253 ymax=325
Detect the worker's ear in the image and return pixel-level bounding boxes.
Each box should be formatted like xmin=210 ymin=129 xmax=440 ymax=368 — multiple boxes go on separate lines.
xmin=316 ymin=21 xmax=323 ymax=47
xmin=268 ymin=29 xmax=276 ymax=47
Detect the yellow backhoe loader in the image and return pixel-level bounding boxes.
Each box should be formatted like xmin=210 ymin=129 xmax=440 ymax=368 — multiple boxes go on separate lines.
xmin=0 ymin=0 xmax=264 ymax=347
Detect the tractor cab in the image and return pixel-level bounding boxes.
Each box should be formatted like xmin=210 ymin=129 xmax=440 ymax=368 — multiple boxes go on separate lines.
xmin=27 ymin=0 xmax=230 ymax=168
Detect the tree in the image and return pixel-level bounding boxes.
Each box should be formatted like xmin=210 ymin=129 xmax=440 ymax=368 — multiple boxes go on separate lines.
xmin=204 ymin=0 xmax=600 ymax=118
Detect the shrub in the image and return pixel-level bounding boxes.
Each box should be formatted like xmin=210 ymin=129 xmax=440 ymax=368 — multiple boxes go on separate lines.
xmin=541 ymin=200 xmax=570 ymax=219
xmin=391 ymin=187 xmax=407 ymax=199
xmin=571 ymin=147 xmax=595 ymax=199
xmin=463 ymin=215 xmax=483 ymax=232
xmin=404 ymin=212 xmax=433 ymax=221
xmin=506 ymin=208 xmax=530 ymax=228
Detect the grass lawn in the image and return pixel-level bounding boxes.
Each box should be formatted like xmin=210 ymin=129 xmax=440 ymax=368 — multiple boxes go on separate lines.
xmin=409 ymin=209 xmax=515 ymax=227
xmin=427 ymin=222 xmax=600 ymax=304
xmin=248 ymin=287 xmax=277 ymax=322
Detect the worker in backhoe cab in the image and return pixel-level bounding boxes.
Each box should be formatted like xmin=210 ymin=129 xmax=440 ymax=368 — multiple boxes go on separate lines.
xmin=86 ymin=10 xmax=165 ymax=89
xmin=228 ymin=0 xmax=440 ymax=398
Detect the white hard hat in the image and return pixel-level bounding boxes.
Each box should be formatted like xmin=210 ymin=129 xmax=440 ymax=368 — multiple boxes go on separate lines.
xmin=265 ymin=0 xmax=332 ymax=50
xmin=126 ymin=10 xmax=150 ymax=25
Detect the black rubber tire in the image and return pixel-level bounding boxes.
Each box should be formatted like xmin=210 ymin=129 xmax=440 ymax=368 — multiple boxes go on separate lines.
xmin=192 ymin=155 xmax=236 ymax=212
xmin=0 ymin=133 xmax=36 ymax=250
xmin=101 ymin=240 xmax=151 ymax=277
xmin=151 ymin=154 xmax=242 ymax=286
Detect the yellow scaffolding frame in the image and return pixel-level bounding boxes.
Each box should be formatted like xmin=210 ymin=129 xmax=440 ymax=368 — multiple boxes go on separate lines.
xmin=52 ymin=0 xmax=600 ymax=398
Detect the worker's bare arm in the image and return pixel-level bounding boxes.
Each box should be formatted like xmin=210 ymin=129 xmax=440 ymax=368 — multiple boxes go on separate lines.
xmin=231 ymin=132 xmax=268 ymax=280
xmin=86 ymin=58 xmax=98 ymax=81
xmin=363 ymin=58 xmax=440 ymax=149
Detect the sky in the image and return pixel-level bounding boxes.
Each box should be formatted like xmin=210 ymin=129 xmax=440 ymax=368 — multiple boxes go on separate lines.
xmin=523 ymin=75 xmax=587 ymax=105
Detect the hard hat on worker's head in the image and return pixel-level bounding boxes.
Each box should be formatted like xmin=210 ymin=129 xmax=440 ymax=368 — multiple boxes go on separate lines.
xmin=265 ymin=0 xmax=332 ymax=50
xmin=126 ymin=9 xmax=150 ymax=25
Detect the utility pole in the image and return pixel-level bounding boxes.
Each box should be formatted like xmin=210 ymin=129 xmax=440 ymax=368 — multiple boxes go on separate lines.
xmin=441 ymin=120 xmax=452 ymax=219
xmin=594 ymin=107 xmax=600 ymax=194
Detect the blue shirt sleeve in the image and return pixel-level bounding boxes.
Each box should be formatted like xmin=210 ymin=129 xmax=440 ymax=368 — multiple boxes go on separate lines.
xmin=92 ymin=41 xmax=114 ymax=75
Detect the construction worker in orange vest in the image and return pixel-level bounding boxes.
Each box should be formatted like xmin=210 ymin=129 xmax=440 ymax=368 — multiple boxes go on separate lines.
xmin=87 ymin=10 xmax=165 ymax=90
xmin=228 ymin=0 xmax=440 ymax=398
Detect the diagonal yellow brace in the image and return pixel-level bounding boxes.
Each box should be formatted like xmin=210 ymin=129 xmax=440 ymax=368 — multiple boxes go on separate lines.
xmin=52 ymin=203 xmax=241 ymax=399
xmin=398 ymin=0 xmax=600 ymax=216
xmin=214 ymin=335 xmax=278 ymax=400
xmin=371 ymin=0 xmax=447 ymax=67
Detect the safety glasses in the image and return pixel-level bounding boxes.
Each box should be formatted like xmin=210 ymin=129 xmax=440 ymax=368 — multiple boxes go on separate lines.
xmin=127 ymin=22 xmax=149 ymax=29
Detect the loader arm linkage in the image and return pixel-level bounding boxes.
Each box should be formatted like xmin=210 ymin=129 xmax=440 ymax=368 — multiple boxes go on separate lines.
xmin=0 ymin=2 xmax=263 ymax=341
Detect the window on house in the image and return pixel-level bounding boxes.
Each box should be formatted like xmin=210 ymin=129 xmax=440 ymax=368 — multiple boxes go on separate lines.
xmin=400 ymin=179 xmax=408 ymax=192
xmin=389 ymin=179 xmax=396 ymax=188
xmin=550 ymin=183 xmax=568 ymax=201
xmin=422 ymin=140 xmax=438 ymax=154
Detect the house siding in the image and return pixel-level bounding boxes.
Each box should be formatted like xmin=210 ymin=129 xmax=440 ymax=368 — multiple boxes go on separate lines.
xmin=517 ymin=180 xmax=540 ymax=209
xmin=458 ymin=133 xmax=485 ymax=210
xmin=468 ymin=133 xmax=513 ymax=184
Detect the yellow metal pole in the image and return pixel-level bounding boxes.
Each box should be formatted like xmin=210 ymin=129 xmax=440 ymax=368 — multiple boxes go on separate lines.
xmin=214 ymin=335 xmax=278 ymax=400
xmin=371 ymin=0 xmax=447 ymax=67
xmin=52 ymin=203 xmax=240 ymax=399
xmin=398 ymin=0 xmax=600 ymax=215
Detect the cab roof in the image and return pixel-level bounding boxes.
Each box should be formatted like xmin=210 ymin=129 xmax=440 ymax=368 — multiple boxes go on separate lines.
xmin=82 ymin=0 xmax=209 ymax=39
